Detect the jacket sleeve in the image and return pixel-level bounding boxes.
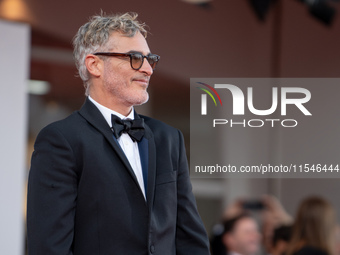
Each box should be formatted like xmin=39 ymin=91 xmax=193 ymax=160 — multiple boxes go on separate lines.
xmin=175 ymin=130 xmax=211 ymax=255
xmin=27 ymin=125 xmax=77 ymax=255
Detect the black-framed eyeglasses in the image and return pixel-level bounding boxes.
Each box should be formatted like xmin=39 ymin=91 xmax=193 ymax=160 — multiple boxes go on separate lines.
xmin=93 ymin=52 xmax=160 ymax=71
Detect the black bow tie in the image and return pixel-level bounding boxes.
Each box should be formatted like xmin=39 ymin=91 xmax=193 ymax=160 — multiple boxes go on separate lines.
xmin=111 ymin=114 xmax=145 ymax=142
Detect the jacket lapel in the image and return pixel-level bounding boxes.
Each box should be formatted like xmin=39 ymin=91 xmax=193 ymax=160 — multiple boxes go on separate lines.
xmin=137 ymin=138 xmax=148 ymax=197
xmin=137 ymin=113 xmax=156 ymax=210
xmin=145 ymin=130 xmax=156 ymax=211
xmin=78 ymin=98 xmax=141 ymax=192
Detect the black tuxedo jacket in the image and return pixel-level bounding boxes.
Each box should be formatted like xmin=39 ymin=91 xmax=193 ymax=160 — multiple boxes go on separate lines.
xmin=27 ymin=98 xmax=210 ymax=255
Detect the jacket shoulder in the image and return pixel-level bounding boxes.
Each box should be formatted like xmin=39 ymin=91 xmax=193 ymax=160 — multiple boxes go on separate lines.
xmin=36 ymin=111 xmax=84 ymax=138
xmin=140 ymin=115 xmax=179 ymax=135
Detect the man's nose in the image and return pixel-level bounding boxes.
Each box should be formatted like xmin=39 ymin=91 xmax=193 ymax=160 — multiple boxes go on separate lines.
xmin=139 ymin=58 xmax=153 ymax=76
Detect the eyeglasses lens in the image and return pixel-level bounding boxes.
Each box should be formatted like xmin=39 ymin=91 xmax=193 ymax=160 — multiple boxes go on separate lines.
xmin=130 ymin=54 xmax=142 ymax=70
xmin=130 ymin=53 xmax=159 ymax=70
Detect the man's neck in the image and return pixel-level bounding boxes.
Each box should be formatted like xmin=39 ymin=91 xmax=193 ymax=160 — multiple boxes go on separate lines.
xmin=89 ymin=92 xmax=132 ymax=117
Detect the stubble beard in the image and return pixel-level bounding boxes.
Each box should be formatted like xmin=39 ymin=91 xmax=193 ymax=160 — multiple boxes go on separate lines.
xmin=104 ymin=77 xmax=149 ymax=107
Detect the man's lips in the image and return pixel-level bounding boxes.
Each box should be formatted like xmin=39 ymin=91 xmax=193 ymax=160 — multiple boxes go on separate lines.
xmin=133 ymin=78 xmax=149 ymax=86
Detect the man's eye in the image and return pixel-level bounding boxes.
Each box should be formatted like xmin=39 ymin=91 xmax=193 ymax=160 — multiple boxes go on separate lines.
xmin=131 ymin=54 xmax=142 ymax=60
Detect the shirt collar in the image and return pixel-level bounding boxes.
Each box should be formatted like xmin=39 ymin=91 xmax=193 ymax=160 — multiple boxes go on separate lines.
xmin=88 ymin=96 xmax=134 ymax=128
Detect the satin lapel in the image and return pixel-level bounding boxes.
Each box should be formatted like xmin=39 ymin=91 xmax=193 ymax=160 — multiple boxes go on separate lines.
xmin=138 ymin=138 xmax=148 ymax=198
xmin=136 ymin=113 xmax=156 ymax=210
xmin=146 ymin=130 xmax=156 ymax=212
xmin=78 ymin=98 xmax=140 ymax=189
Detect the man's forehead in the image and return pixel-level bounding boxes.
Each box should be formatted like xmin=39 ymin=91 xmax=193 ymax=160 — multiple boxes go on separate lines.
xmin=234 ymin=218 xmax=257 ymax=230
xmin=106 ymin=31 xmax=150 ymax=54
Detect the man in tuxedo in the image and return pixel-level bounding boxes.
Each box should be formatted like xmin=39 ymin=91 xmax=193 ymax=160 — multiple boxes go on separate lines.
xmin=27 ymin=12 xmax=210 ymax=255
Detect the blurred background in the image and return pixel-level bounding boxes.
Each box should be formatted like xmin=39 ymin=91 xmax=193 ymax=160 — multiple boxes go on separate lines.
xmin=1 ymin=0 xmax=340 ymax=254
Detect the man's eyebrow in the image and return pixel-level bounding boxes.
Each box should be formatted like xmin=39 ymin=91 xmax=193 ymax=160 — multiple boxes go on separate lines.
xmin=127 ymin=50 xmax=151 ymax=55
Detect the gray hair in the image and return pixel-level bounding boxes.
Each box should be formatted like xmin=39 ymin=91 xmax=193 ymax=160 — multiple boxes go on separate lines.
xmin=72 ymin=12 xmax=148 ymax=95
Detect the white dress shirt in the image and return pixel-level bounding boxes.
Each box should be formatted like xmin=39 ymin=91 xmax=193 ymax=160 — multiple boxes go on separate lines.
xmin=88 ymin=96 xmax=146 ymax=199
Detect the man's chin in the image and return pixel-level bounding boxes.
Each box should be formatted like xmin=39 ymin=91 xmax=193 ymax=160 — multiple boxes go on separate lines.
xmin=132 ymin=93 xmax=149 ymax=106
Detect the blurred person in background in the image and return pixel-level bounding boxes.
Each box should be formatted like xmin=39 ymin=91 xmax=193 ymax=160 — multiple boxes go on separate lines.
xmin=221 ymin=213 xmax=262 ymax=255
xmin=270 ymin=225 xmax=292 ymax=255
xmin=211 ymin=195 xmax=292 ymax=255
xmin=211 ymin=199 xmax=262 ymax=255
xmin=262 ymin=195 xmax=293 ymax=254
xmin=285 ymin=196 xmax=337 ymax=255
xmin=335 ymin=226 xmax=340 ymax=255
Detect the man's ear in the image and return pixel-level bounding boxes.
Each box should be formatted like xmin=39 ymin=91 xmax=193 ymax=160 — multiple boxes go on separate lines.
xmin=85 ymin=54 xmax=103 ymax=77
